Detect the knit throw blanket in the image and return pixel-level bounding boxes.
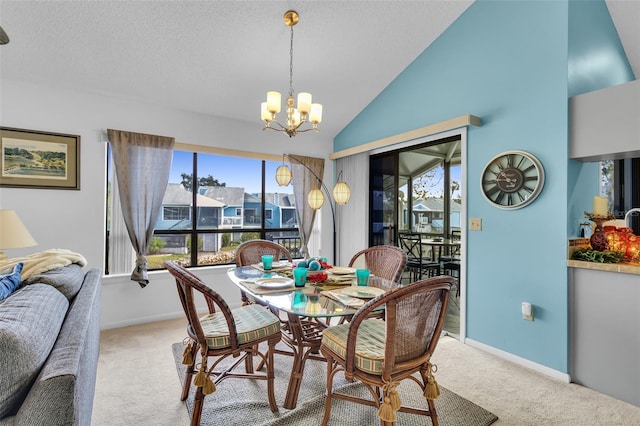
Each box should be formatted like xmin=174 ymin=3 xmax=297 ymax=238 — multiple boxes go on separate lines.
xmin=0 ymin=249 xmax=87 ymax=281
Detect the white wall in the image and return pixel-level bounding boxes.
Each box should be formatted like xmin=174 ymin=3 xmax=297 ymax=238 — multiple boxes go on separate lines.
xmin=0 ymin=79 xmax=334 ymax=329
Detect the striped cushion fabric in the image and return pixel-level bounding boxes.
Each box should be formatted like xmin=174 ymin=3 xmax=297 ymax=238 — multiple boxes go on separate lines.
xmin=200 ymin=304 xmax=280 ymax=349
xmin=321 ymin=318 xmax=385 ymax=374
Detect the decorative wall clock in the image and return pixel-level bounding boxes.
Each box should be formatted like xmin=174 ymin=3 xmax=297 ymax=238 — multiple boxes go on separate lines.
xmin=481 ymin=150 xmax=545 ymax=210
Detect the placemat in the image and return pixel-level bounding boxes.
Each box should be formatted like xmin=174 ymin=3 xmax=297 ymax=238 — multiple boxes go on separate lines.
xmin=320 ymin=289 xmax=366 ymax=308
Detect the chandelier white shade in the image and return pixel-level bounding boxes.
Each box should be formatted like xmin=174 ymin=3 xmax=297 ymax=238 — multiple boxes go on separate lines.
xmin=261 ymin=10 xmax=322 ymax=138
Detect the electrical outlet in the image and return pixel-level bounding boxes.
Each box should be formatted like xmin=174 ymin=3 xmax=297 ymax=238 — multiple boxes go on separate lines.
xmin=469 ymin=218 xmax=482 ymax=231
xmin=522 ymin=302 xmax=534 ymax=321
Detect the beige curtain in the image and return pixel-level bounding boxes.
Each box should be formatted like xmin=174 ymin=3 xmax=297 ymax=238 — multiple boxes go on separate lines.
xmin=288 ymin=154 xmax=324 ymax=259
xmin=107 ymin=129 xmax=174 ymax=287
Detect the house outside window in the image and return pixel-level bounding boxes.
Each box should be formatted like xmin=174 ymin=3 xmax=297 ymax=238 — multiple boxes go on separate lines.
xmin=105 ymin=148 xmax=301 ymax=274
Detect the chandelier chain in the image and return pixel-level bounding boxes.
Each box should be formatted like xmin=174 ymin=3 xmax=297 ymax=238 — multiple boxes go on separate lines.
xmin=289 ymin=25 xmax=295 ymax=97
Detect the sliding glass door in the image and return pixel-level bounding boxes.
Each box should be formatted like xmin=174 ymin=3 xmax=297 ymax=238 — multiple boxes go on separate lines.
xmin=368 ymin=135 xmax=463 ymax=337
xmin=369 ymin=135 xmax=462 ymax=246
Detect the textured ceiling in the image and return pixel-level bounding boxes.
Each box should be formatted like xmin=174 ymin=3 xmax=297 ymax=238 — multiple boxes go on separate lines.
xmin=0 ymin=1 xmax=637 ymax=139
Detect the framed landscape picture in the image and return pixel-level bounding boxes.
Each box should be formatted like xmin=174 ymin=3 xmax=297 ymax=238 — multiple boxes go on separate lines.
xmin=0 ymin=127 xmax=80 ymax=190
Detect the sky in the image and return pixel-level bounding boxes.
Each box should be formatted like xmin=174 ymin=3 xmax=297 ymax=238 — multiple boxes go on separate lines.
xmin=169 ymin=150 xmax=284 ymax=194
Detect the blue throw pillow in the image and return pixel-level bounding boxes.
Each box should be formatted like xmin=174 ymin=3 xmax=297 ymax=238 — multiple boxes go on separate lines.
xmin=0 ymin=262 xmax=23 ymax=300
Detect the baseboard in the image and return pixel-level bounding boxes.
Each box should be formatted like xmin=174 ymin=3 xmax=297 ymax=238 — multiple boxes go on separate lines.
xmin=99 ymin=300 xmax=244 ymax=331
xmin=464 ymin=338 xmax=571 ymax=383
xmin=100 ymin=311 xmax=185 ymax=330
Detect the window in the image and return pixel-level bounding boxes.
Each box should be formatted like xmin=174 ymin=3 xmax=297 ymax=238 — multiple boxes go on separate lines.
xmin=105 ymin=148 xmax=301 ymax=274
xmin=282 ymin=208 xmax=297 ymax=227
xmin=163 ymin=206 xmax=190 ymax=221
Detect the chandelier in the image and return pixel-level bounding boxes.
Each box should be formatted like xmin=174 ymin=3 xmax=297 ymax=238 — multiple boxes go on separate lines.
xmin=261 ymin=10 xmax=322 ymax=138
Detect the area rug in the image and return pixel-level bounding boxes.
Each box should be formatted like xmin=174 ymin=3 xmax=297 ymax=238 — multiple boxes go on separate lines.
xmin=172 ymin=342 xmax=498 ymax=426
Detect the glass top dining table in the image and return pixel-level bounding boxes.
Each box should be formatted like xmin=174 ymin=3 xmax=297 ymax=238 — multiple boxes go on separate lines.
xmin=226 ymin=265 xmax=392 ymax=409
xmin=227 ymin=265 xmax=368 ymax=317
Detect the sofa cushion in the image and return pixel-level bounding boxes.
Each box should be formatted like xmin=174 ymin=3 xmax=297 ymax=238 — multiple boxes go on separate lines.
xmin=0 ymin=284 xmax=69 ymax=418
xmin=0 ymin=263 xmax=23 ymax=301
xmin=21 ymin=263 xmax=85 ymax=300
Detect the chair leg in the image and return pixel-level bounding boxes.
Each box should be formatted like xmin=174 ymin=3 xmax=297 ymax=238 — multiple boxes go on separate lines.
xmin=181 ymin=342 xmax=199 ymax=401
xmin=244 ymin=344 xmax=256 ymax=374
xmin=266 ymin=339 xmax=278 ymax=412
xmin=191 ymin=386 xmax=205 ymax=426
xmin=427 ymin=398 xmax=439 ymax=426
xmin=321 ymin=355 xmax=336 ymax=426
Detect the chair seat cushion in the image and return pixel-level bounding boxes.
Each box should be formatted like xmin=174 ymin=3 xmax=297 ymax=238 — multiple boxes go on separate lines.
xmin=322 ymin=318 xmax=385 ymax=375
xmin=200 ymin=304 xmax=280 ymax=349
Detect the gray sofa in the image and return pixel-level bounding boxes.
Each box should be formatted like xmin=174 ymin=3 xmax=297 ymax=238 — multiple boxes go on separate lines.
xmin=0 ymin=265 xmax=101 ymax=426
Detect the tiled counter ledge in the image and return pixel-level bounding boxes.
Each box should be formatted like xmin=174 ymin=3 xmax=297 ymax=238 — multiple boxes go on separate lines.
xmin=567 ymin=259 xmax=640 ymax=275
xmin=567 ymin=238 xmax=640 ymax=275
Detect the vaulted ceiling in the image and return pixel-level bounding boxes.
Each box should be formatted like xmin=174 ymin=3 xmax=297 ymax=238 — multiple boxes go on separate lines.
xmin=0 ymin=1 xmax=637 ymax=139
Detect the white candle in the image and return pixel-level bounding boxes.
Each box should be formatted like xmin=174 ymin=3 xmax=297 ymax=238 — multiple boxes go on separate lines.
xmin=593 ymin=196 xmax=608 ymax=215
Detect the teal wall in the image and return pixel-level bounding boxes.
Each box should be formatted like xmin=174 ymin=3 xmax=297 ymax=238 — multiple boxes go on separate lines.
xmin=334 ymin=0 xmax=633 ymax=373
xmin=566 ymin=0 xmax=635 ymax=236
xmin=567 ymin=0 xmax=635 ymax=97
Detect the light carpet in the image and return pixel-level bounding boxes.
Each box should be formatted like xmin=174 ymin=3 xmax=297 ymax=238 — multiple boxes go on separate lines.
xmin=171 ymin=342 xmax=498 ymax=426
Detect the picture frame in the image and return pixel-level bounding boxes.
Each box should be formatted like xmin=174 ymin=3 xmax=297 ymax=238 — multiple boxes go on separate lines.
xmin=0 ymin=127 xmax=80 ymax=190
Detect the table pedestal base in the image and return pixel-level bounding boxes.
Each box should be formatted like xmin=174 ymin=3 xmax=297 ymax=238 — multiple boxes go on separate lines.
xmin=279 ymin=314 xmax=327 ymax=409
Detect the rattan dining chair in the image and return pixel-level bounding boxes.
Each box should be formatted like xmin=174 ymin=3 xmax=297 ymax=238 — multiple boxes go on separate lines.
xmin=165 ymin=261 xmax=282 ymax=426
xmin=320 ymin=276 xmax=453 ymax=426
xmin=235 ymin=239 xmax=293 ymax=305
xmin=235 ymin=239 xmax=293 ymax=266
xmin=348 ymin=245 xmax=408 ymax=289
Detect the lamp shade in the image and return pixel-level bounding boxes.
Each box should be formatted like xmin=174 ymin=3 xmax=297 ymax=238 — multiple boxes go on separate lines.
xmin=297 ymin=92 xmax=312 ymax=114
xmin=0 ymin=210 xmax=37 ymax=250
xmin=275 ymin=164 xmax=292 ymax=186
xmin=332 ymin=181 xmax=351 ymax=205
xmin=266 ymin=91 xmax=282 ymax=114
xmin=307 ymin=188 xmax=325 ymax=209
xmin=309 ymin=104 xmax=322 ymax=124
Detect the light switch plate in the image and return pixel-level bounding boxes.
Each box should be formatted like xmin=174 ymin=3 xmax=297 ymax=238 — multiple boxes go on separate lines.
xmin=469 ymin=218 xmax=482 ymax=231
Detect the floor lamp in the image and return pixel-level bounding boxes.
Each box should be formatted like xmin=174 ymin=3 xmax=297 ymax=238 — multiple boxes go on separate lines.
xmin=275 ymin=155 xmax=350 ymax=265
